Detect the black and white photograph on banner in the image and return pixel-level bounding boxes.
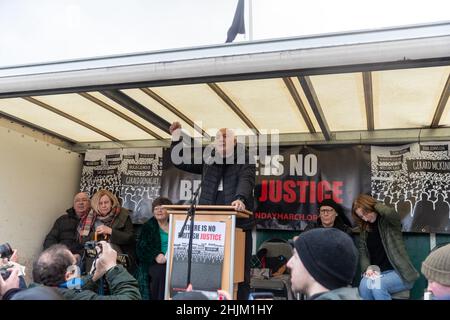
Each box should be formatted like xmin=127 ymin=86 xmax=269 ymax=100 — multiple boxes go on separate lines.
xmin=171 ymin=220 xmax=225 ymax=294
xmin=371 ymin=142 xmax=450 ymax=233
xmin=254 ymin=145 xmax=371 ymax=230
xmin=80 ymin=148 xmax=163 ymax=224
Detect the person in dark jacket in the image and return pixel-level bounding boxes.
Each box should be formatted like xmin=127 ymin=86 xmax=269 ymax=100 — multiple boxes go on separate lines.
xmin=34 ymin=243 xmax=140 ymax=300
xmin=169 ymin=122 xmax=256 ymax=300
xmin=2 ymin=243 xmax=141 ymax=300
xmin=43 ymin=192 xmax=91 ymax=258
xmin=353 ymin=194 xmax=419 ymax=300
xmin=303 ymin=199 xmax=353 ymax=235
xmin=80 ymin=189 xmax=136 ymax=273
xmin=287 ymin=228 xmax=360 ymax=300
xmin=135 ymin=196 xmax=172 ymax=300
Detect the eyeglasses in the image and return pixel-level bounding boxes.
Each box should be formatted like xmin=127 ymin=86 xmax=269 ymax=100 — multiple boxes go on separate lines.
xmin=319 ymin=208 xmax=335 ymax=214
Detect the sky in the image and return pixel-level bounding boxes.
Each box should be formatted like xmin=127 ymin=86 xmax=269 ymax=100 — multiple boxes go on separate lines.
xmin=0 ymin=0 xmax=449 ymax=67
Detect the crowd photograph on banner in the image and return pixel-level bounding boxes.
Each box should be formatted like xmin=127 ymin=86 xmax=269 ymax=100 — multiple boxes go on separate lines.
xmin=2 ymin=1 xmax=450 ymax=313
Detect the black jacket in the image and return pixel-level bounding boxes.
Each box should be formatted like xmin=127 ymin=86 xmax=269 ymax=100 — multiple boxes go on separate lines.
xmin=43 ymin=208 xmax=84 ymax=255
xmin=171 ymin=140 xmax=256 ymax=230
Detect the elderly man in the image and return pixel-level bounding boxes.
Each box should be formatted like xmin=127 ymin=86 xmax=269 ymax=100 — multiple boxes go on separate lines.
xmin=43 ymin=192 xmax=91 ymax=257
xmin=169 ymin=122 xmax=255 ymax=299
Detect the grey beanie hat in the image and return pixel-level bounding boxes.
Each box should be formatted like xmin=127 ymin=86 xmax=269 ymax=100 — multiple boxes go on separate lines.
xmin=422 ymin=244 xmax=450 ymax=286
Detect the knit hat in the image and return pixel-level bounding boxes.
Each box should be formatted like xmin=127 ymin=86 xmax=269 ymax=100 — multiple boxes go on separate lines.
xmin=293 ymin=228 xmax=358 ymax=290
xmin=421 ymin=244 xmax=450 ymax=286
xmin=318 ymin=199 xmax=343 ymax=215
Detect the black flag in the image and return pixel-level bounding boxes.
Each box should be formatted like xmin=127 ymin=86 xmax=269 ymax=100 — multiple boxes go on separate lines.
xmin=226 ymin=0 xmax=245 ymax=43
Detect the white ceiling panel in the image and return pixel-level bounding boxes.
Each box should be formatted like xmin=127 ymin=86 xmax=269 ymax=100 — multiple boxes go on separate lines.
xmin=0 ymin=98 xmax=108 ymax=141
xmin=373 ymin=66 xmax=450 ymax=129
xmin=87 ymin=92 xmax=170 ymax=139
xmin=150 ymin=84 xmax=249 ymax=136
xmin=309 ymin=73 xmax=367 ymax=131
xmin=121 ymin=88 xmax=195 ymax=137
xmin=217 ymin=78 xmax=313 ymax=134
xmin=35 ymin=94 xmax=154 ymax=140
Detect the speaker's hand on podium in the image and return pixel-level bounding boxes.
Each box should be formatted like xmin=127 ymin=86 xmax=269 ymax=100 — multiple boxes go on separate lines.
xmin=231 ymin=199 xmax=245 ymax=211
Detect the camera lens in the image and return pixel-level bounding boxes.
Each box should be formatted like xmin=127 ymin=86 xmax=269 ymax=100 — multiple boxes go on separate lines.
xmin=0 ymin=243 xmax=13 ymax=259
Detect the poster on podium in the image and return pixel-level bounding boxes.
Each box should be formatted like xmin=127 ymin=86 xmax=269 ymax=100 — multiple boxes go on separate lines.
xmin=171 ymin=220 xmax=226 ymax=294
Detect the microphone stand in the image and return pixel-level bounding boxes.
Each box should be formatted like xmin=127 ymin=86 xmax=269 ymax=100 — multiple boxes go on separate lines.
xmin=178 ymin=174 xmax=202 ymax=287
xmin=177 ymin=147 xmax=213 ymax=288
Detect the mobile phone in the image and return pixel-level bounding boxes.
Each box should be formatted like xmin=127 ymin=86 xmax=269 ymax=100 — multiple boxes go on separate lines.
xmin=248 ymin=292 xmax=274 ymax=300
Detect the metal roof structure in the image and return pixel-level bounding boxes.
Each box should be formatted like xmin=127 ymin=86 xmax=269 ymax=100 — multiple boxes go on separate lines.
xmin=1 ymin=21 xmax=450 ymax=152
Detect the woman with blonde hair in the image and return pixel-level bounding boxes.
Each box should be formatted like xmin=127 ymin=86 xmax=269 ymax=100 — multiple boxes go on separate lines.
xmin=79 ymin=189 xmax=135 ymax=271
xmin=352 ymin=194 xmax=419 ymax=300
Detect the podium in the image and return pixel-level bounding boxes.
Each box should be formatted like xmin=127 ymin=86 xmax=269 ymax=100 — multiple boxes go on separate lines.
xmin=162 ymin=205 xmax=251 ymax=299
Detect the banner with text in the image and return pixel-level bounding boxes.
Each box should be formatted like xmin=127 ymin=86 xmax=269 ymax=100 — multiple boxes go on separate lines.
xmin=80 ymin=148 xmax=163 ymax=224
xmin=254 ymin=145 xmax=371 ymax=230
xmin=171 ymin=220 xmax=225 ymax=294
xmin=372 ymin=142 xmax=450 ymax=233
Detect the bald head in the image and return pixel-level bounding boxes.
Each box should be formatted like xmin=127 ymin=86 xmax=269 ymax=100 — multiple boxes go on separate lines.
xmin=73 ymin=192 xmax=90 ymax=218
xmin=215 ymin=128 xmax=236 ymax=157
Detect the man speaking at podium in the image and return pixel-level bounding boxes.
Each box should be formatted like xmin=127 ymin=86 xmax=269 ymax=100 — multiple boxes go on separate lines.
xmin=169 ymin=122 xmax=256 ymax=299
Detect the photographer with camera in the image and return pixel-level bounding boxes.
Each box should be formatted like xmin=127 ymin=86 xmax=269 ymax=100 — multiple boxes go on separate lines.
xmin=0 ymin=243 xmax=21 ymax=300
xmin=1 ymin=243 xmax=27 ymax=292
xmin=31 ymin=242 xmax=141 ymax=300
xmin=0 ymin=267 xmax=20 ymax=299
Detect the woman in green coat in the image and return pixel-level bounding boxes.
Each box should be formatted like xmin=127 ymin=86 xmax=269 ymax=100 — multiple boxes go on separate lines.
xmin=352 ymin=194 xmax=419 ymax=300
xmin=135 ymin=197 xmax=172 ymax=300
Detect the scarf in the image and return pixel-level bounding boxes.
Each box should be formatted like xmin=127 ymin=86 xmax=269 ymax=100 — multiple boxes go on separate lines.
xmin=96 ymin=207 xmax=119 ymax=226
xmin=77 ymin=209 xmax=95 ymax=241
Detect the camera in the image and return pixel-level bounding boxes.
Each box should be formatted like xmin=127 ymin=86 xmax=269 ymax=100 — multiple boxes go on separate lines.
xmin=0 ymin=266 xmax=12 ymax=280
xmin=84 ymin=241 xmax=102 ymax=258
xmin=0 ymin=243 xmax=13 ymax=259
xmin=84 ymin=241 xmax=101 ymax=251
xmin=84 ymin=241 xmax=129 ymax=268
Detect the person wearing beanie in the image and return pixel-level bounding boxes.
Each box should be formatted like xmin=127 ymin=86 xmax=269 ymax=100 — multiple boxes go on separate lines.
xmin=421 ymin=244 xmax=450 ymax=300
xmin=287 ymin=228 xmax=360 ymax=300
xmin=353 ymin=194 xmax=419 ymax=300
xmin=303 ymin=199 xmax=353 ymax=236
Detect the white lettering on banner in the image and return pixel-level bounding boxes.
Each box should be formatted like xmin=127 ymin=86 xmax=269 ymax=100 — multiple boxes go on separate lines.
xmin=290 ymin=154 xmax=318 ymax=176
xmin=179 ymin=179 xmax=201 ymax=200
